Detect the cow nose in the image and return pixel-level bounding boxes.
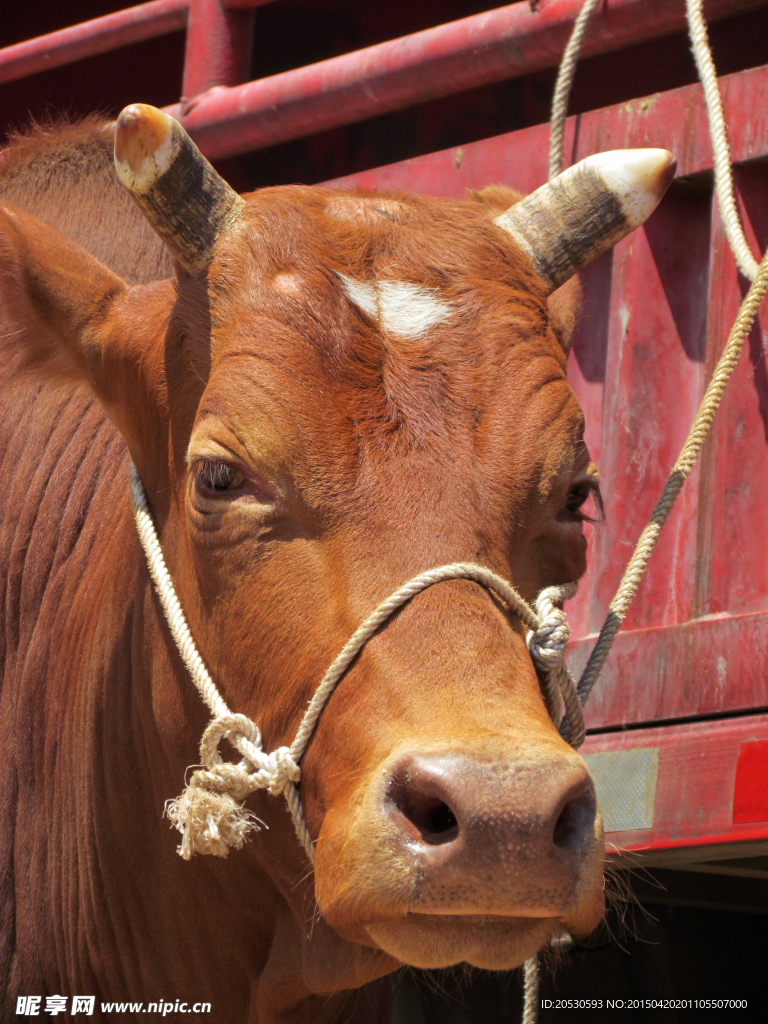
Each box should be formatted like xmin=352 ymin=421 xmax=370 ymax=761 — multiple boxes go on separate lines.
xmin=384 ymin=751 xmax=598 ymax=914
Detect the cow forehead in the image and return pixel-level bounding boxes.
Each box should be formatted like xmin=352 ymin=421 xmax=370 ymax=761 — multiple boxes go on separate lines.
xmin=203 ymin=185 xmax=552 ymax=372
xmin=211 ymin=184 xmax=545 ymax=301
xmin=188 ymin=184 xmax=580 ymax=510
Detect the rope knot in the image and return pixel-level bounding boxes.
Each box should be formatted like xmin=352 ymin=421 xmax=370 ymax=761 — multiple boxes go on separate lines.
xmin=199 ymin=712 xmax=263 ymax=768
xmin=524 ymin=583 xmax=585 ymax=750
xmin=164 ymin=712 xmax=270 ymax=860
xmin=264 ymin=746 xmax=302 ymax=796
xmin=526 ymin=586 xmax=574 ymax=671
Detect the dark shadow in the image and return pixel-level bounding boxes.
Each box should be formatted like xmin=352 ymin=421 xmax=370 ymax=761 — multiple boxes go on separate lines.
xmin=644 ymin=177 xmax=712 ymax=364
xmin=569 ymin=113 xmax=583 ymax=169
xmin=570 ymin=248 xmax=613 ymax=384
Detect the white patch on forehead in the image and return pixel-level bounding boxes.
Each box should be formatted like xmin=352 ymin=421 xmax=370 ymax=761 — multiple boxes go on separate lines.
xmin=339 ymin=275 xmax=378 ymax=320
xmin=338 ymin=273 xmax=451 ymax=339
xmin=378 ymin=281 xmax=452 ymax=337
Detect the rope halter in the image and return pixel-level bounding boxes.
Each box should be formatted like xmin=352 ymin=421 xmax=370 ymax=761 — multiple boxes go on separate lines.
xmin=130 ymin=463 xmax=585 ymax=865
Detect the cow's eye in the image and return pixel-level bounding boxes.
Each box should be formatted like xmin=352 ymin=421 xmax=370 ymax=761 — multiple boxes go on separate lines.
xmin=566 ymin=483 xmax=591 ymax=513
xmin=564 ymin=480 xmax=603 ymax=523
xmin=195 ymin=459 xmax=245 ymax=494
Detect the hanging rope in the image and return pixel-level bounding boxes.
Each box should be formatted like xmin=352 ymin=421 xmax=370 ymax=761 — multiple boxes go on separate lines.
xmin=522 ymin=957 xmax=541 ymax=1024
xmin=548 ymin=0 xmax=601 ymax=181
xmin=687 ymin=0 xmax=759 ymax=281
xmin=543 ymin=0 xmax=768 ymax=714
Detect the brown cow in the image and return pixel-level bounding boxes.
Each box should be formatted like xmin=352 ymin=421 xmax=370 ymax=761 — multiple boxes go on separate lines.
xmin=0 ymin=105 xmax=674 ymax=1023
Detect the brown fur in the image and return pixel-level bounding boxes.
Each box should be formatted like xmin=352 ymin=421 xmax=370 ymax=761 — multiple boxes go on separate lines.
xmin=0 ymin=120 xmax=602 ymax=1023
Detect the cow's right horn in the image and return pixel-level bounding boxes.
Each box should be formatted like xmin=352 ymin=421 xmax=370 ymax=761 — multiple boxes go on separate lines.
xmin=494 ymin=149 xmax=676 ymax=293
xmin=114 ymin=103 xmax=244 ymax=275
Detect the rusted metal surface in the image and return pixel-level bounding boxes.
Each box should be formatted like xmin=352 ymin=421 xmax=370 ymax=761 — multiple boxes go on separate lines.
xmin=167 ymin=0 xmax=767 ymax=160
xmin=0 ymin=2 xmax=190 ymax=87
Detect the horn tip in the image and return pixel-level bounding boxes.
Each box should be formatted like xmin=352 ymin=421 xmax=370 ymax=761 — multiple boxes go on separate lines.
xmin=617 ymin=148 xmax=677 ymax=198
xmin=591 ymin=148 xmax=677 ymax=221
xmin=114 ymin=104 xmax=179 ymax=191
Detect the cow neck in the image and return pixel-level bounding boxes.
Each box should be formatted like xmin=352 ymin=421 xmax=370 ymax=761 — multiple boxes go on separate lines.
xmin=129 ymin=462 xmax=584 ymax=865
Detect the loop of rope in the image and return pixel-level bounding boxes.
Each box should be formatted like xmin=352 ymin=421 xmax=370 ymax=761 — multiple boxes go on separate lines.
xmin=129 ymin=461 xmax=583 ymax=868
xmin=548 ymin=0 xmax=601 ymax=181
xmin=686 ymin=0 xmax=759 ymax=281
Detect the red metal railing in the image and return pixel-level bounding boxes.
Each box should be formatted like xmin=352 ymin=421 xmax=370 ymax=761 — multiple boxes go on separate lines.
xmin=170 ymin=0 xmax=768 ymax=159
xmin=182 ymin=0 xmax=256 ymax=98
xmin=1 ymin=0 xmax=766 ymax=158
xmin=0 ymin=1 xmax=189 ymax=86
xmin=0 ymin=1 xmax=275 ymax=89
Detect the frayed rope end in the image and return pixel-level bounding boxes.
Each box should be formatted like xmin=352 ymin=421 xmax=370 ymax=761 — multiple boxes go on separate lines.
xmin=165 ymin=776 xmax=262 ymax=860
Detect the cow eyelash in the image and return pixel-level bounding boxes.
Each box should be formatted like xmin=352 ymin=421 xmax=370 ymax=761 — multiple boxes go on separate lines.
xmin=565 ymin=481 xmax=604 ymax=523
xmin=194 ymin=459 xmax=245 ymax=494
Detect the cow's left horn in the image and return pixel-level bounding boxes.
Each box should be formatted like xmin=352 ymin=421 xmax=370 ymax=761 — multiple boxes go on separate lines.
xmin=114 ymin=103 xmax=244 ymax=275
xmin=494 ymin=149 xmax=676 ymax=293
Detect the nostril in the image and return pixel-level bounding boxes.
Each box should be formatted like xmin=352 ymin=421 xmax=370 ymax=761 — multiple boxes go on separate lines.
xmin=423 ymin=799 xmax=458 ymax=838
xmin=399 ymin=793 xmax=458 ymax=845
xmin=552 ymin=789 xmax=596 ymax=853
xmin=390 ymin=775 xmax=459 ymax=845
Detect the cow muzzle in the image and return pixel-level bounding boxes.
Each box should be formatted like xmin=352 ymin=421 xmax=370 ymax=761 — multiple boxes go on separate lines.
xmin=383 ymin=750 xmax=598 ymax=913
xmin=316 ymin=743 xmax=604 ymax=970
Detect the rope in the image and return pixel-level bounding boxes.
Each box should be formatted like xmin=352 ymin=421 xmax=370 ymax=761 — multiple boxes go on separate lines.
xmin=549 ymin=0 xmax=760 ymax=276
xmin=522 ymin=956 xmax=540 ymax=1024
xmin=545 ymin=0 xmax=768 ymax=707
xmin=548 ymin=0 xmax=601 ymax=181
xmin=687 ymin=0 xmax=759 ymax=281
xmin=130 ymin=462 xmax=584 ymax=864
xmin=130 ymin=465 xmax=314 ymax=858
xmin=130 ymin=466 xmax=228 ymax=722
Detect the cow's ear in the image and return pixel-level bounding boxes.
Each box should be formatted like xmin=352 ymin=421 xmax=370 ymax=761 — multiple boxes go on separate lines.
xmin=546 ymin=275 xmax=582 ymax=357
xmin=0 ymin=203 xmax=172 ymax=454
xmin=468 ymin=184 xmax=524 ymax=214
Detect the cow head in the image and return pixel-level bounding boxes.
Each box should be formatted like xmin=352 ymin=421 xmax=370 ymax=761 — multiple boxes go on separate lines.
xmin=0 ymin=105 xmax=674 ymax=975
